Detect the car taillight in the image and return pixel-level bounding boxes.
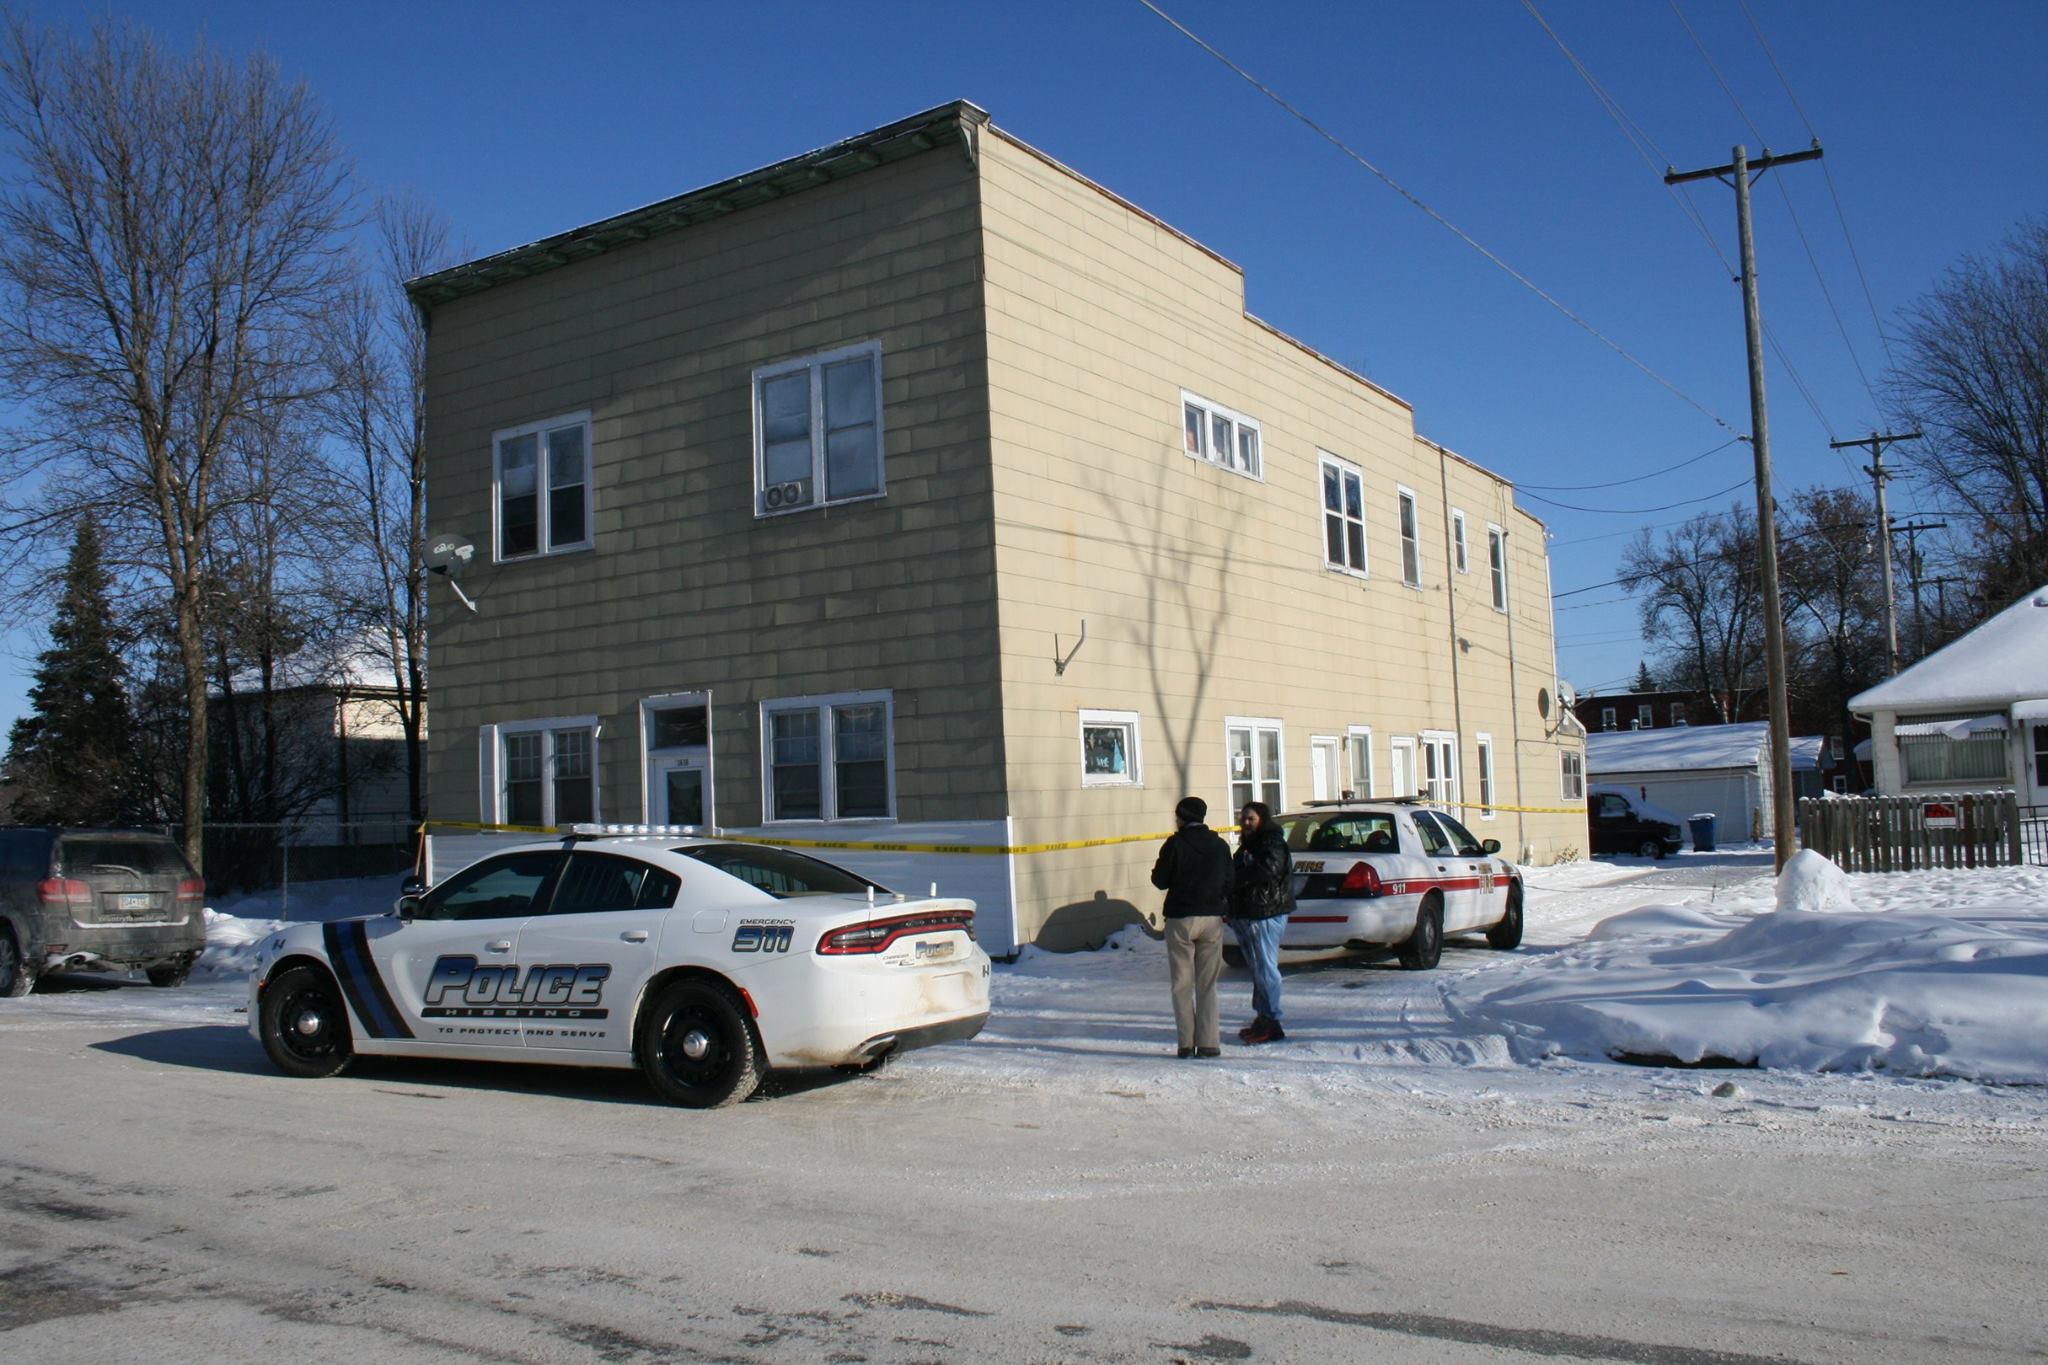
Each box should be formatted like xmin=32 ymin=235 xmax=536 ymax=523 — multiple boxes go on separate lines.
xmin=37 ymin=878 xmax=93 ymax=906
xmin=817 ymin=909 xmax=976 ymax=955
xmin=176 ymin=878 xmax=205 ymax=903
xmin=1339 ymin=862 xmax=1383 ymax=897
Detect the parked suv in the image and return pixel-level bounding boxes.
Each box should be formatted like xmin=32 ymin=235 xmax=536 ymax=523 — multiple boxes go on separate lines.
xmin=0 ymin=828 xmax=206 ymax=996
xmin=1586 ymin=787 xmax=1687 ymax=860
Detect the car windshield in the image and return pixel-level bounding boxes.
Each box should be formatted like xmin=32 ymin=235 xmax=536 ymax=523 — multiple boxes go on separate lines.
xmin=57 ymin=837 xmax=191 ymax=879
xmin=1280 ymin=812 xmax=1398 ymax=854
xmin=677 ymin=844 xmax=885 ymax=898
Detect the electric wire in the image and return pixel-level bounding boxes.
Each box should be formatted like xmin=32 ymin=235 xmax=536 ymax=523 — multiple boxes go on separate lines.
xmin=1738 ymin=0 xmax=1900 ymax=373
xmin=1517 ymin=436 xmax=1745 ymax=492
xmin=1520 ymin=475 xmax=1752 ymax=516
xmin=1134 ymin=0 xmax=1745 ymax=438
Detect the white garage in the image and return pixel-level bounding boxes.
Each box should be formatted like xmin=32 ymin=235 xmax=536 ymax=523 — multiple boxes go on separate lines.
xmin=1586 ymin=722 xmax=1823 ymax=844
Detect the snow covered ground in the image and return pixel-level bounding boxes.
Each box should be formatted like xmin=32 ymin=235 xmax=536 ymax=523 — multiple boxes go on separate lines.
xmin=23 ymin=848 xmax=2037 ymax=1133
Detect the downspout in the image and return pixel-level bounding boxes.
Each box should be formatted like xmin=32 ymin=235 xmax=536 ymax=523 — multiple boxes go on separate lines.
xmin=1436 ymin=444 xmax=1466 ymax=816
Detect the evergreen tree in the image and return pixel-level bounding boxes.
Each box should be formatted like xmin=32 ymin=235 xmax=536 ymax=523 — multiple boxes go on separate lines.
xmin=2 ymin=515 xmax=137 ymax=823
xmin=1632 ymin=660 xmax=1656 ymax=693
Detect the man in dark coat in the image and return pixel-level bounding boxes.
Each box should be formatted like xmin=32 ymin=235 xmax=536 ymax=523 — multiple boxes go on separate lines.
xmin=1151 ymin=795 xmax=1233 ymax=1057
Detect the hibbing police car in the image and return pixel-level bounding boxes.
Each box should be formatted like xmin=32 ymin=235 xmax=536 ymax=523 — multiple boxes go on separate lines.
xmin=1266 ymin=801 xmax=1523 ymax=969
xmin=248 ymin=831 xmax=990 ymax=1108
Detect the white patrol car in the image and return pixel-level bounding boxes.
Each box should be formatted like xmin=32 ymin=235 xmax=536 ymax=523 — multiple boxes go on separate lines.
xmin=248 ymin=832 xmax=991 ymax=1108
xmin=1266 ymin=802 xmax=1523 ymax=969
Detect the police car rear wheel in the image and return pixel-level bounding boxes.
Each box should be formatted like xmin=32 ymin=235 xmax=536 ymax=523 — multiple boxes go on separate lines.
xmin=639 ymin=980 xmax=762 ymax=1109
xmin=1486 ymin=884 xmax=1524 ymax=950
xmin=1397 ymin=897 xmax=1444 ymax=971
xmin=260 ymin=964 xmax=354 ymax=1078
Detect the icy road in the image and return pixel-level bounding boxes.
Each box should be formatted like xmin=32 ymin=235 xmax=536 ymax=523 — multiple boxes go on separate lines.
xmin=2 ymin=849 xmax=2044 ymax=1363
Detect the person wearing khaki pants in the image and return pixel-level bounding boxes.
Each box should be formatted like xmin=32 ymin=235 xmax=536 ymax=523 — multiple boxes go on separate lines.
xmin=1150 ymin=796 xmax=1233 ymax=1058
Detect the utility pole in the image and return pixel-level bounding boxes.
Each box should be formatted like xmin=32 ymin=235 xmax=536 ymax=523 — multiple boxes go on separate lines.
xmin=1890 ymin=518 xmax=1947 ymax=656
xmin=1667 ymin=141 xmax=1822 ymax=873
xmin=1829 ymin=431 xmax=1920 ymax=674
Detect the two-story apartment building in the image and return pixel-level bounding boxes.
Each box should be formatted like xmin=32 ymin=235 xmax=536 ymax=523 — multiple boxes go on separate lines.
xmin=407 ymin=102 xmax=1586 ymax=953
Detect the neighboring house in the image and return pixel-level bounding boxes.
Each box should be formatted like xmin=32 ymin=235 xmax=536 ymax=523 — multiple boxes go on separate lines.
xmin=1572 ymin=689 xmax=1708 ymax=733
xmin=406 ymin=101 xmax=1586 ymax=953
xmin=1849 ymin=584 xmax=2048 ymax=807
xmin=213 ymin=630 xmax=422 ymax=846
xmin=1585 ymin=721 xmax=1825 ymax=843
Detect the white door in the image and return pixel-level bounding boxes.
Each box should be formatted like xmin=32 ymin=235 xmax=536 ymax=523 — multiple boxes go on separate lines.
xmin=1389 ymin=738 xmax=1417 ymax=800
xmin=1311 ymin=737 xmax=1341 ymax=802
xmin=1420 ymin=732 xmax=1459 ymax=810
xmin=654 ymin=755 xmax=710 ymax=827
xmin=2029 ymin=723 xmax=2048 ymax=805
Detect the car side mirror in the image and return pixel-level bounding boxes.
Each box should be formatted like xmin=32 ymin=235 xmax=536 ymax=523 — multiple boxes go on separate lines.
xmin=1481 ymin=838 xmax=1501 ymax=855
xmin=396 ymin=894 xmax=423 ymax=921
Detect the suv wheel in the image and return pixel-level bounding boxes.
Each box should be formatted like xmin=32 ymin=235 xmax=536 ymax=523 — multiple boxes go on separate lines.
xmin=1636 ymin=838 xmax=1665 ymax=860
xmin=147 ymin=961 xmax=192 ymax=988
xmin=0 ymin=926 xmax=33 ymax=998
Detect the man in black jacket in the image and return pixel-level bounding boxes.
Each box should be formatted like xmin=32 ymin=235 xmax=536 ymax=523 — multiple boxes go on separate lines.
xmin=1150 ymin=796 xmax=1233 ymax=1058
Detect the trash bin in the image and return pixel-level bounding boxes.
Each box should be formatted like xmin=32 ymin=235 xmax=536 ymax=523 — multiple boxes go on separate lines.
xmin=1688 ymin=814 xmax=1717 ymax=853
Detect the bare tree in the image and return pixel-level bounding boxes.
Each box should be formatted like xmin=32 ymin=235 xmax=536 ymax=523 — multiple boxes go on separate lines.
xmin=0 ymin=18 xmax=351 ymax=869
xmin=1778 ymin=486 xmax=1887 ymax=775
xmin=1618 ymin=504 xmax=1764 ymax=723
xmin=317 ymin=195 xmax=447 ymax=823
xmin=1888 ymin=218 xmax=2048 ymax=610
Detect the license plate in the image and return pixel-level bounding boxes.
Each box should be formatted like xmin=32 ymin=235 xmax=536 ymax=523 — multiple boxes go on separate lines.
xmin=118 ymin=893 xmax=152 ymax=912
xmin=913 ymin=939 xmax=956 ymax=961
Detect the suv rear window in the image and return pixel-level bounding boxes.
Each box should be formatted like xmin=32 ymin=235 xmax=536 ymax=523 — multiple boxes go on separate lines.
xmin=57 ymin=837 xmax=192 ymax=878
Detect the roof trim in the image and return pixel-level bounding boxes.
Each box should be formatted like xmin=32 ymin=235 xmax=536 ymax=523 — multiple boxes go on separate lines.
xmin=405 ymin=101 xmax=990 ymax=309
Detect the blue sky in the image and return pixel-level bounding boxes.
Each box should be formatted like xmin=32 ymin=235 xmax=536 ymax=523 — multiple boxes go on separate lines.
xmin=4 ymin=0 xmax=2044 ymax=729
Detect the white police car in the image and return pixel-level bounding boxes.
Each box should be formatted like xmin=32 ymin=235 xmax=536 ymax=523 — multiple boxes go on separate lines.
xmin=1270 ymin=802 xmax=1523 ymax=968
xmin=248 ymin=833 xmax=990 ymax=1108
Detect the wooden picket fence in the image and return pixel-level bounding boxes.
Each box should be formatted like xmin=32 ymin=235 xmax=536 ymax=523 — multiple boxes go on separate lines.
xmin=1797 ymin=791 xmax=2027 ymax=872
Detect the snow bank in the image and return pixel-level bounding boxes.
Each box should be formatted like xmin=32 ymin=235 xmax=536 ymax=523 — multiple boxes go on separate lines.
xmin=1444 ymin=855 xmax=2048 ymax=1084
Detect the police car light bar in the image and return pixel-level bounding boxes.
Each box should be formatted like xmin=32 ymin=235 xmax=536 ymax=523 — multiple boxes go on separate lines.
xmin=565 ymin=823 xmax=705 ymax=839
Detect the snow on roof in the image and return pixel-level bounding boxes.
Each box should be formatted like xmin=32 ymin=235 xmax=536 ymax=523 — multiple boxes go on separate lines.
xmin=1851 ymin=584 xmax=2048 ymax=714
xmin=1586 ymin=721 xmax=1824 ymax=774
xmin=219 ymin=628 xmax=410 ymax=696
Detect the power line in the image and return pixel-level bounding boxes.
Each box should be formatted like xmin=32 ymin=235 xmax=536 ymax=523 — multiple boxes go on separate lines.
xmin=1517 ymin=436 xmax=1743 ymax=491
xmin=1520 ymin=475 xmax=1752 ymax=516
xmin=1135 ymin=0 xmax=1744 ymax=438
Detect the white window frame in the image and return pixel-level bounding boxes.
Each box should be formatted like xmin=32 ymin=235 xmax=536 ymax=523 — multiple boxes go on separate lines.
xmin=1079 ymin=708 xmax=1143 ymax=788
xmin=753 ymin=340 xmax=885 ymax=518
xmin=1637 ymin=703 xmax=1654 ymax=730
xmin=1397 ymin=485 xmax=1422 ymax=588
xmin=1601 ymin=706 xmax=1617 ymax=732
xmin=1310 ymin=734 xmax=1343 ymax=802
xmin=1224 ymin=716 xmax=1286 ymax=813
xmin=1180 ymin=390 xmax=1263 ymax=480
xmin=1475 ymin=733 xmax=1496 ymax=820
xmin=638 ymin=690 xmax=714 ymax=825
xmin=1452 ymin=509 xmax=1469 ymax=574
xmin=1420 ymin=729 xmax=1460 ymax=810
xmin=1487 ymin=523 xmax=1509 ymax=612
xmin=1389 ymin=735 xmax=1418 ymax=799
xmin=760 ymin=688 xmax=895 ymax=822
xmin=1318 ymin=452 xmax=1368 ymax=577
xmin=1346 ymin=725 xmax=1374 ymax=799
xmin=484 ymin=714 xmax=601 ymax=828
xmin=1562 ymin=748 xmax=1586 ymax=801
xmin=492 ymin=410 xmax=593 ymax=562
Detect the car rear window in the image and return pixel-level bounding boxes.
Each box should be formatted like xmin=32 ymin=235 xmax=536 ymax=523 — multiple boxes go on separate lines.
xmin=1282 ymin=814 xmax=1398 ymax=854
xmin=677 ymin=845 xmax=884 ymax=898
xmin=57 ymin=837 xmax=192 ymax=878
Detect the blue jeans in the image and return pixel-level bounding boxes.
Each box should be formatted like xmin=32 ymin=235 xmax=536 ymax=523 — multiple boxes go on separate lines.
xmin=1230 ymin=914 xmax=1288 ymax=1022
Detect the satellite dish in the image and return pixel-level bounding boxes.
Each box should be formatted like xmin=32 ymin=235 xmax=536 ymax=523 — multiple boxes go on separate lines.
xmin=1558 ymin=681 xmax=1577 ymax=711
xmin=425 ymin=534 xmax=478 ymax=612
xmin=1536 ymin=687 xmax=1552 ymax=720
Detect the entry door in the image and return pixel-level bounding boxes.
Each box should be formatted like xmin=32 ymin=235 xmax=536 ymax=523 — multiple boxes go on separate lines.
xmin=2032 ymin=723 xmax=2048 ymax=805
xmin=1420 ymin=733 xmax=1459 ymax=810
xmin=1389 ymin=738 xmax=1417 ymax=800
xmin=1310 ymin=737 xmax=1341 ymax=802
xmin=655 ymin=755 xmax=710 ymax=828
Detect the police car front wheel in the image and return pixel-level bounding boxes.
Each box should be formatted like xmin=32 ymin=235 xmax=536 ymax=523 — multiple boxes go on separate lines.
xmin=260 ymin=964 xmax=355 ymax=1078
xmin=638 ymin=979 xmax=763 ymax=1109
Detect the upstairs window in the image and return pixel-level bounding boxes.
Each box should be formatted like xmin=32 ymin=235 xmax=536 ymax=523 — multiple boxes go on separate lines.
xmin=1320 ymin=454 xmax=1367 ymax=575
xmin=1180 ymin=391 xmax=1262 ymax=479
xmin=755 ymin=342 xmax=884 ymax=516
xmin=494 ymin=412 xmax=592 ymax=561
xmin=1488 ymin=524 xmax=1509 ymax=610
xmin=1452 ymin=510 xmax=1469 ymax=573
xmin=1397 ymin=487 xmax=1421 ymax=587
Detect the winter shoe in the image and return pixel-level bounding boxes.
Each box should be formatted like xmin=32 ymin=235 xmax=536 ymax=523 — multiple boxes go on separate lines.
xmin=1194 ymin=1047 xmax=1221 ymax=1058
xmin=1176 ymin=1046 xmax=1194 ymax=1058
xmin=1243 ymin=1018 xmax=1286 ymax=1045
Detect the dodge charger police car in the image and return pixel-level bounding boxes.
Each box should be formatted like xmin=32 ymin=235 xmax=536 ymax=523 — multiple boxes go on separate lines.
xmin=249 ymin=832 xmax=991 ymax=1108
xmin=1258 ymin=801 xmax=1523 ymax=969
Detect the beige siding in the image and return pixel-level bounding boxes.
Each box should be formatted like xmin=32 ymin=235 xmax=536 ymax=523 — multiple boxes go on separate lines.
xmin=422 ymin=149 xmax=1005 ymax=829
xmin=977 ymin=130 xmax=1583 ymax=946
